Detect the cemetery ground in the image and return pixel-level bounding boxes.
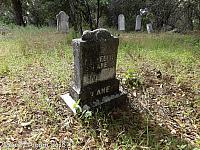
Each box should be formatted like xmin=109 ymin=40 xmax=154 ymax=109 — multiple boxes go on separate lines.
xmin=0 ymin=26 xmax=200 ymax=149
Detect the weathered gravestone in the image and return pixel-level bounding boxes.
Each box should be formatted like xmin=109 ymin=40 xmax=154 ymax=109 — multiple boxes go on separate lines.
xmin=135 ymin=15 xmax=142 ymax=31
xmin=146 ymin=23 xmax=153 ymax=33
xmin=118 ymin=14 xmax=125 ymax=31
xmin=56 ymin=11 xmax=69 ymax=33
xmin=61 ymin=28 xmax=126 ymax=113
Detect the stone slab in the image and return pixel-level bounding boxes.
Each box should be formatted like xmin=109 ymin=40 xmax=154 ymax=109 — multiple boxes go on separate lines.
xmin=118 ymin=14 xmax=125 ymax=31
xmin=70 ymin=78 xmax=120 ymax=105
xmin=60 ymin=93 xmax=81 ymax=114
xmin=61 ymin=90 xmax=127 ymax=114
xmin=147 ymin=23 xmax=153 ymax=33
xmin=135 ymin=15 xmax=142 ymax=31
xmin=56 ymin=11 xmax=69 ymax=33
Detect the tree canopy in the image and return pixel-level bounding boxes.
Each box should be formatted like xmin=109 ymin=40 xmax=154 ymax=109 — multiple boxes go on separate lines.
xmin=1 ymin=0 xmax=200 ymax=31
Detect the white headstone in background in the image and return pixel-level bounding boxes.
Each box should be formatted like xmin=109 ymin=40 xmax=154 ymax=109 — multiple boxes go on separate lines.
xmin=118 ymin=14 xmax=125 ymax=31
xmin=56 ymin=11 xmax=69 ymax=33
xmin=135 ymin=15 xmax=142 ymax=31
xmin=146 ymin=23 xmax=153 ymax=33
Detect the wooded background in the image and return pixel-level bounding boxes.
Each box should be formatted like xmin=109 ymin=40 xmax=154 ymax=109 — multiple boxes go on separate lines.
xmin=1 ymin=0 xmax=200 ymax=32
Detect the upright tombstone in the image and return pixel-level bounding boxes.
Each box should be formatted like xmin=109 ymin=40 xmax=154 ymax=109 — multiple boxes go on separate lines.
xmin=146 ymin=23 xmax=153 ymax=33
xmin=61 ymin=28 xmax=126 ymax=113
xmin=56 ymin=11 xmax=69 ymax=33
xmin=118 ymin=14 xmax=125 ymax=31
xmin=135 ymin=15 xmax=142 ymax=31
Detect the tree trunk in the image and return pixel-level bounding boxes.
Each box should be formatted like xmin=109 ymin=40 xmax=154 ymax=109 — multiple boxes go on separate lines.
xmin=79 ymin=13 xmax=83 ymax=35
xmin=84 ymin=0 xmax=94 ymax=30
xmin=197 ymin=16 xmax=200 ymax=30
xmin=11 ymin=0 xmax=25 ymax=26
xmin=96 ymin=0 xmax=100 ymax=29
xmin=185 ymin=3 xmax=193 ymax=31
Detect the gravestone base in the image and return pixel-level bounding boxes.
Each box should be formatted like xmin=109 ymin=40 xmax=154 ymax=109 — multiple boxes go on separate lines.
xmin=61 ymin=90 xmax=127 ymax=114
xmin=91 ymin=91 xmax=127 ymax=111
xmin=69 ymin=78 xmax=120 ymax=104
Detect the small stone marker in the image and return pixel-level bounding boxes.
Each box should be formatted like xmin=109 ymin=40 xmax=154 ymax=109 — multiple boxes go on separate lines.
xmin=61 ymin=28 xmax=126 ymax=113
xmin=146 ymin=23 xmax=153 ymax=33
xmin=135 ymin=15 xmax=142 ymax=31
xmin=56 ymin=11 xmax=69 ymax=33
xmin=118 ymin=14 xmax=125 ymax=31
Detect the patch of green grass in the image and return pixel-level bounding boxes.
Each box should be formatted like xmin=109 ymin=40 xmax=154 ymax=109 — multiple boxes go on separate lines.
xmin=118 ymin=33 xmax=200 ymax=89
xmin=0 ymin=26 xmax=71 ymax=77
xmin=0 ymin=61 xmax=9 ymax=76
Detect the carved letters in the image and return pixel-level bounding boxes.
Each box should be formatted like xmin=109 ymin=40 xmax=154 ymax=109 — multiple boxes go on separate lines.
xmin=83 ymin=54 xmax=115 ymax=72
xmin=91 ymin=86 xmax=111 ymax=97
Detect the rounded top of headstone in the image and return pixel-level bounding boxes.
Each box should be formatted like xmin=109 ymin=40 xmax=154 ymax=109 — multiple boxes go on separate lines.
xmin=57 ymin=11 xmax=68 ymax=16
xmin=119 ymin=14 xmax=124 ymax=16
xmin=59 ymin=11 xmax=66 ymax=14
xmin=82 ymin=28 xmax=112 ymax=42
xmin=118 ymin=14 xmax=125 ymax=18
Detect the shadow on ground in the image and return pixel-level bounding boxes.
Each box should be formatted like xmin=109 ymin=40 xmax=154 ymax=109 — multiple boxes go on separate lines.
xmin=81 ymin=101 xmax=194 ymax=149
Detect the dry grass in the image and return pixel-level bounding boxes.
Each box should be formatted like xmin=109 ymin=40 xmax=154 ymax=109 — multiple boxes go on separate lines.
xmin=0 ymin=27 xmax=199 ymax=149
